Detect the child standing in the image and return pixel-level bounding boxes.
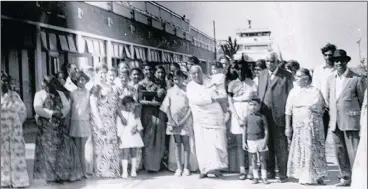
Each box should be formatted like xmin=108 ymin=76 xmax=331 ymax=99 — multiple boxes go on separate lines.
xmin=243 ymin=96 xmax=269 ymax=184
xmin=69 ymin=71 xmax=91 ymax=178
xmin=160 ymin=70 xmax=194 ymax=176
xmin=117 ymin=96 xmax=144 ymax=178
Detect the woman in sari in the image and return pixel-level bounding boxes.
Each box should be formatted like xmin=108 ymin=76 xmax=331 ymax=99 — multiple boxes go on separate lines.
xmin=285 ymin=68 xmax=328 ymax=185
xmin=137 ymin=63 xmax=166 ymax=172
xmin=33 ymin=75 xmax=82 ymax=183
xmin=351 ymin=89 xmax=367 ymax=189
xmin=1 ymin=75 xmax=29 ymax=188
xmin=186 ymin=65 xmax=228 ymax=178
xmin=90 ymin=64 xmax=120 ymax=178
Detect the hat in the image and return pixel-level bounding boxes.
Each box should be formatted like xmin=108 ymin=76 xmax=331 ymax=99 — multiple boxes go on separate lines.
xmin=71 ymin=70 xmax=90 ymax=84
xmin=333 ymin=49 xmax=351 ymax=62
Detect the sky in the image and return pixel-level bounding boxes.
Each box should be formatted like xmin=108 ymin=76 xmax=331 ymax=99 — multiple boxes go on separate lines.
xmin=159 ymin=2 xmax=367 ymax=69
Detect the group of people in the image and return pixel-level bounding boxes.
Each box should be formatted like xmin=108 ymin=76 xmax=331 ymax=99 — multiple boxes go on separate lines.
xmin=1 ymin=43 xmax=367 ymax=188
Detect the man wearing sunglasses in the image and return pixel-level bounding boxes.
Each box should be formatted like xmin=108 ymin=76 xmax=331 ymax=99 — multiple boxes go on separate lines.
xmin=312 ymin=43 xmax=337 ymax=141
xmin=257 ymin=52 xmax=294 ymax=182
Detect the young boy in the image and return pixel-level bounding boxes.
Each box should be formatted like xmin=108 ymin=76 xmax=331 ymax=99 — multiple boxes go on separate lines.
xmin=243 ymin=96 xmax=269 ymax=184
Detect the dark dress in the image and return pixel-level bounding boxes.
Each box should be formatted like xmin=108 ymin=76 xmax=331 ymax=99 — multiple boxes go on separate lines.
xmin=33 ymin=90 xmax=82 ymax=182
xmin=138 ymin=78 xmax=167 ymax=172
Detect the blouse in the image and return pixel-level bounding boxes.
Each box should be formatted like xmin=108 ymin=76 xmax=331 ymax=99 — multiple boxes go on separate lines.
xmin=33 ymin=90 xmax=70 ymax=119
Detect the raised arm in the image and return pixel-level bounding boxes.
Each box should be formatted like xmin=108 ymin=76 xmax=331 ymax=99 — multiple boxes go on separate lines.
xmin=33 ymin=91 xmax=54 ymax=119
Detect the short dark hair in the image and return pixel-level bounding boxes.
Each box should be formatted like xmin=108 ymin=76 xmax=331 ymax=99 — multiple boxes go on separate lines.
xmin=212 ymin=62 xmax=224 ymax=69
xmin=249 ymin=96 xmax=261 ymax=104
xmin=286 ymin=60 xmax=300 ymax=71
xmin=121 ymin=95 xmax=135 ymax=106
xmin=255 ymin=59 xmax=267 ymax=70
xmin=155 ymin=65 xmax=166 ymax=75
xmin=173 ymin=70 xmax=185 ymax=78
xmin=321 ymin=43 xmax=337 ymax=55
xmin=171 ymin=62 xmax=181 ymax=70
xmin=131 ymin=67 xmax=143 ymax=76
xmin=189 ymin=56 xmax=200 ymax=65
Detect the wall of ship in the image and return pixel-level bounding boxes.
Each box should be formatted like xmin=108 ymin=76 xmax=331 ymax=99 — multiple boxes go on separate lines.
xmin=1 ymin=1 xmax=216 ymax=118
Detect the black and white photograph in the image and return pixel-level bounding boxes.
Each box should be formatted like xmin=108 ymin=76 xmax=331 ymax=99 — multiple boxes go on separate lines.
xmin=0 ymin=1 xmax=367 ymax=189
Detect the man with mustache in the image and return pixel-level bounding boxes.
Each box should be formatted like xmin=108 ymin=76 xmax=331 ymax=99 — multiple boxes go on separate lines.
xmin=326 ymin=49 xmax=366 ymax=187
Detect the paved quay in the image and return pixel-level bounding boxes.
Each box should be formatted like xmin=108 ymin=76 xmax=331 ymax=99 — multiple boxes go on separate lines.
xmin=16 ymin=121 xmax=343 ymax=189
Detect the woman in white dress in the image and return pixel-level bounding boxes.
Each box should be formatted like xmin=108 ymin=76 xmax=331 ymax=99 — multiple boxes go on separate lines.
xmin=186 ymin=65 xmax=228 ymax=178
xmin=351 ymin=89 xmax=367 ymax=189
xmin=228 ymin=61 xmax=257 ymax=180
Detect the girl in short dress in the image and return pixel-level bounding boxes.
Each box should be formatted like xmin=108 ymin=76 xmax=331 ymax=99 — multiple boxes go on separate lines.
xmin=117 ymin=96 xmax=144 ymax=178
xmin=69 ymin=71 xmax=91 ymax=178
xmin=160 ymin=70 xmax=196 ymax=176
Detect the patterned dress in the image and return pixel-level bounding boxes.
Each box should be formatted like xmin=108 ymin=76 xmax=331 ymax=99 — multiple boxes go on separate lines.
xmin=90 ymin=84 xmax=120 ymax=178
xmin=33 ymin=90 xmax=82 ymax=182
xmin=160 ymin=85 xmax=198 ymax=172
xmin=1 ymin=92 xmax=29 ymax=188
xmin=285 ymin=86 xmax=328 ymax=184
xmin=138 ymin=78 xmax=167 ymax=172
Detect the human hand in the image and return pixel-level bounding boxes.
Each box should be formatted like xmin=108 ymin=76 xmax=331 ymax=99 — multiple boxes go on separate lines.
xmin=131 ymin=126 xmax=138 ymax=134
xmin=167 ymin=125 xmax=174 ymax=132
xmin=285 ymin=128 xmax=292 ymax=139
xmin=52 ymin=111 xmax=63 ymax=118
xmin=242 ymin=143 xmax=248 ymax=151
xmin=262 ymin=139 xmax=268 ymax=150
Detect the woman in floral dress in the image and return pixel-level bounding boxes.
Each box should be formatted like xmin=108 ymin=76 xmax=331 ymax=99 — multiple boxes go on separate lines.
xmin=1 ymin=76 xmax=30 ymax=188
xmin=137 ymin=63 xmax=167 ymax=172
xmin=90 ymin=64 xmax=120 ymax=178
xmin=33 ymin=75 xmax=82 ymax=183
xmin=285 ymin=69 xmax=328 ymax=185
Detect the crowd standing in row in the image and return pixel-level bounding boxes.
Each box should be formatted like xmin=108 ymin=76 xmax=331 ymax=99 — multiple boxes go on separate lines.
xmin=1 ymin=43 xmax=367 ymax=188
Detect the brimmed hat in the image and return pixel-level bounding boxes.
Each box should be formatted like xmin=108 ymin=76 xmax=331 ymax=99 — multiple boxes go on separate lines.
xmin=71 ymin=70 xmax=90 ymax=84
xmin=333 ymin=49 xmax=351 ymax=62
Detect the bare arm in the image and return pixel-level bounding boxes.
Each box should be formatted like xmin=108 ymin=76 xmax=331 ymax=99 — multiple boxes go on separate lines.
xmin=177 ymin=108 xmax=192 ymax=126
xmin=33 ymin=91 xmax=54 ymax=119
xmin=262 ymin=115 xmax=269 ymax=144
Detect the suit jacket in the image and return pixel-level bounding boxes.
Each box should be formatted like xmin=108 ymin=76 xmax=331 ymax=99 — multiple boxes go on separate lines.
xmin=257 ymin=68 xmax=294 ymax=127
xmin=327 ymin=69 xmax=366 ymax=131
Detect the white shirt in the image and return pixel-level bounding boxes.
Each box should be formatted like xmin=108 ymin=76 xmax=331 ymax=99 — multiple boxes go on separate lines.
xmin=312 ymin=64 xmax=336 ymax=102
xmin=335 ymin=69 xmax=349 ymax=98
xmin=33 ymin=90 xmax=70 ymax=119
xmin=268 ymin=67 xmax=279 ymax=80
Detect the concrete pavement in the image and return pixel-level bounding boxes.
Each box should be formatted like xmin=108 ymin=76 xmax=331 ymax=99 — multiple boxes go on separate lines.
xmin=17 ymin=122 xmax=342 ymax=189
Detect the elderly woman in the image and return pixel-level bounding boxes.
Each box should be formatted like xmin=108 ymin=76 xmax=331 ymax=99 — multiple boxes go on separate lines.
xmin=33 ymin=75 xmax=82 ymax=183
xmin=1 ymin=75 xmax=29 ymax=188
xmin=285 ymin=68 xmax=328 ymax=185
xmin=186 ymin=65 xmax=228 ymax=178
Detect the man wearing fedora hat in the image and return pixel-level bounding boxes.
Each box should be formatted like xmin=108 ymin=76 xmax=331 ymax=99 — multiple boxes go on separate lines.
xmin=326 ymin=49 xmax=366 ymax=187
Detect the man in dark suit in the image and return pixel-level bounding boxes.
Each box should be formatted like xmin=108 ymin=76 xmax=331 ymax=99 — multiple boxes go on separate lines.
xmin=257 ymin=52 xmax=294 ymax=182
xmin=326 ymin=49 xmax=366 ymax=187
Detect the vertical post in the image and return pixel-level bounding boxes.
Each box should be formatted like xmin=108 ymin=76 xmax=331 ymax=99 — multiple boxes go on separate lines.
xmin=34 ymin=25 xmax=43 ymax=91
xmin=358 ymin=38 xmax=361 ymax=62
xmin=213 ymin=20 xmax=217 ymax=61
xmin=106 ymin=40 xmax=112 ymax=68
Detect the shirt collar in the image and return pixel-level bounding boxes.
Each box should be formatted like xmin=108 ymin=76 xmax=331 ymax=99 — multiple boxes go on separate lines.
xmin=268 ymin=67 xmax=279 ymax=75
xmin=335 ymin=68 xmax=349 ymax=78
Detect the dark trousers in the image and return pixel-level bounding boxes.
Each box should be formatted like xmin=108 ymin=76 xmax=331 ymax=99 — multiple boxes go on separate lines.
xmin=266 ymin=125 xmax=289 ymax=179
xmin=323 ymin=110 xmax=330 ymax=140
xmin=332 ymin=126 xmax=360 ymax=180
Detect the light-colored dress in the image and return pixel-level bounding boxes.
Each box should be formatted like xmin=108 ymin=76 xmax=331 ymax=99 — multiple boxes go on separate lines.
xmin=186 ymin=80 xmax=228 ymax=174
xmin=228 ymin=78 xmax=257 ymax=135
xmin=160 ymin=85 xmax=198 ymax=172
xmin=70 ymin=88 xmax=91 ymax=137
xmin=351 ymin=90 xmax=367 ymax=189
xmin=285 ymin=86 xmax=328 ymax=184
xmin=33 ymin=90 xmax=82 ymax=181
xmin=1 ymin=91 xmax=29 ymax=188
xmin=117 ymin=110 xmax=144 ymax=148
xmin=90 ymin=84 xmax=120 ymax=178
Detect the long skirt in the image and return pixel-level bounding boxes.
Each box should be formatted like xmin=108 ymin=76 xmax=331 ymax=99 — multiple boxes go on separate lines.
xmin=194 ymin=125 xmax=228 ymax=174
xmin=168 ymin=135 xmax=199 ymax=172
xmin=141 ymin=106 xmax=166 ymax=172
xmin=1 ymin=111 xmax=29 ymax=187
xmin=33 ymin=117 xmax=82 ymax=181
xmin=287 ymin=112 xmax=328 ymax=184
